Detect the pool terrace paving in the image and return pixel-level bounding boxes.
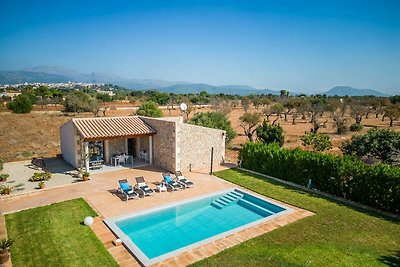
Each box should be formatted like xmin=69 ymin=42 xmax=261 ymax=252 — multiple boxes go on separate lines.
xmin=0 ymin=164 xmax=313 ymax=266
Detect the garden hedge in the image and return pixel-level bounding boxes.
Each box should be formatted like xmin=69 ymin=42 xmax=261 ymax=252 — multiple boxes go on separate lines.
xmin=239 ymin=142 xmax=400 ymax=214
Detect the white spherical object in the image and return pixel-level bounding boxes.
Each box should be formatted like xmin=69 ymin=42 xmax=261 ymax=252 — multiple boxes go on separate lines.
xmin=84 ymin=216 xmax=94 ymax=226
xmin=179 ymin=102 xmax=188 ymax=111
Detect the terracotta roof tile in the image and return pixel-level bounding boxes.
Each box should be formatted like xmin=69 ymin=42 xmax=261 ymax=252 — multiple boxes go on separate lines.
xmin=72 ymin=116 xmax=156 ymax=140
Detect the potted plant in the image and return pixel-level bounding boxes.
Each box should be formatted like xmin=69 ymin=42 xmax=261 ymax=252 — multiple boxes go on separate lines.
xmin=82 ymin=172 xmax=90 ymax=181
xmin=77 ymin=168 xmax=83 ymax=179
xmin=38 ymin=181 xmax=45 ymax=189
xmin=0 ymin=174 xmax=9 ymax=182
xmin=0 ymin=185 xmax=12 ymax=195
xmin=0 ymin=238 xmax=13 ymax=264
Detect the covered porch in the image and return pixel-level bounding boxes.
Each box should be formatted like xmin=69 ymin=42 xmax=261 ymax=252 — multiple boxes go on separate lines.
xmin=83 ymin=135 xmax=154 ymax=173
xmin=70 ymin=116 xmax=156 ymax=173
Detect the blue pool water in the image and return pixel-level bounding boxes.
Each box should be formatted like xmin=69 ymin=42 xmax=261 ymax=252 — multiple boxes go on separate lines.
xmin=112 ymin=189 xmax=287 ymax=261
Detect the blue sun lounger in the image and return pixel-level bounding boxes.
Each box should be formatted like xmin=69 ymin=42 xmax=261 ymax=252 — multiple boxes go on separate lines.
xmin=118 ymin=179 xmax=138 ymax=201
xmin=162 ymin=173 xmax=183 ymax=191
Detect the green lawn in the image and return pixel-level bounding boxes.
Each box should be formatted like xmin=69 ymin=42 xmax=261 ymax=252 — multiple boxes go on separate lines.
xmin=193 ymin=169 xmax=400 ymax=267
xmin=5 ymin=198 xmax=118 ymax=267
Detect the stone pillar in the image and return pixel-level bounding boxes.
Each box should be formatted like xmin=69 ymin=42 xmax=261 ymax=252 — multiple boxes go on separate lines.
xmin=149 ymin=135 xmax=153 ymax=164
xmin=104 ymin=140 xmax=109 ymax=164
xmin=136 ymin=137 xmax=141 ymax=158
xmin=84 ymin=142 xmax=89 ymax=172
xmin=125 ymin=138 xmax=128 ymax=154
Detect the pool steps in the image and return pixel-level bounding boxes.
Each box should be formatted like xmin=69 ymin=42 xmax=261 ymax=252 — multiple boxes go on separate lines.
xmin=211 ymin=191 xmax=244 ymax=209
xmin=211 ymin=191 xmax=277 ymax=216
xmin=239 ymin=199 xmax=275 ymax=216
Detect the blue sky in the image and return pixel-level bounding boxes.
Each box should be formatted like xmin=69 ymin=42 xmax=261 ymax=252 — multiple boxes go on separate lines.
xmin=0 ymin=0 xmax=399 ymax=94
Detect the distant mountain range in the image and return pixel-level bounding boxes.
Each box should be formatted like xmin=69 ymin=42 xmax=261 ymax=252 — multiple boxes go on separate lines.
xmin=0 ymin=66 xmax=390 ymax=96
xmin=324 ymin=86 xmax=388 ymax=97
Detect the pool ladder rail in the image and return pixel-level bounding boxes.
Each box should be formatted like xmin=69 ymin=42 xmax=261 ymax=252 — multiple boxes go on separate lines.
xmin=211 ymin=191 xmax=244 ymax=209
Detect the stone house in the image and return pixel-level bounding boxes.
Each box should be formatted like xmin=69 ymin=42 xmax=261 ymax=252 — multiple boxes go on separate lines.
xmin=60 ymin=116 xmax=225 ymax=173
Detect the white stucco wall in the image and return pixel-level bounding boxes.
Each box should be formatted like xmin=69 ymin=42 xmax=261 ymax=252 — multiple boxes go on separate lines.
xmin=60 ymin=121 xmax=79 ymax=168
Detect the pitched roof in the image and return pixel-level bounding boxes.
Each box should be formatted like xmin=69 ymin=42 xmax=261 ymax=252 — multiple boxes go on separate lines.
xmin=72 ymin=116 xmax=156 ymax=140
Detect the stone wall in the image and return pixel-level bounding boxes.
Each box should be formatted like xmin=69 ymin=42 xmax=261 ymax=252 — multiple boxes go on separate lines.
xmin=108 ymin=138 xmax=127 ymax=157
xmin=139 ymin=136 xmax=149 ymax=153
xmin=140 ymin=117 xmax=177 ymax=172
xmin=139 ymin=116 xmax=225 ymax=173
xmin=176 ymin=123 xmax=225 ymax=172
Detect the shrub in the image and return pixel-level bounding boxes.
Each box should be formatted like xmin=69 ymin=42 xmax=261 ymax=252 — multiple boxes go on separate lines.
xmin=333 ymin=116 xmax=348 ymax=134
xmin=64 ymin=91 xmax=91 ymax=113
xmin=0 ymin=185 xmax=13 ymax=195
xmin=189 ymin=112 xmax=236 ymax=144
xmin=0 ymin=159 xmax=3 ymax=171
xmin=239 ymin=142 xmax=400 ymax=214
xmin=350 ymin=123 xmax=363 ymax=132
xmin=29 ymin=172 xmax=51 ymax=182
xmin=7 ymin=94 xmax=33 ymax=113
xmin=0 ymin=238 xmax=14 ymax=252
xmin=38 ymin=181 xmax=45 ymax=189
xmin=0 ymin=174 xmax=9 ymax=182
xmin=136 ymin=101 xmax=163 ymax=117
xmin=341 ymin=128 xmax=400 ymax=164
xmin=300 ymin=132 xmax=332 ymax=152
xmin=256 ymin=120 xmax=284 ymax=147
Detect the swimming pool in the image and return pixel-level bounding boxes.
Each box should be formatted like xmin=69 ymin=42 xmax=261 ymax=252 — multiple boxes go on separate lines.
xmin=105 ymin=188 xmax=292 ymax=266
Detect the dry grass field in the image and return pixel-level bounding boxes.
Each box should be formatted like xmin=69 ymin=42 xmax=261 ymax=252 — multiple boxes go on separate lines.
xmin=0 ymin=102 xmax=399 ymax=163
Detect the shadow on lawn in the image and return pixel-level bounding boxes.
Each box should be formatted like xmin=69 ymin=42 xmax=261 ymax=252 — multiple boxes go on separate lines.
xmin=232 ymin=168 xmax=400 ymax=224
xmin=378 ymin=250 xmax=400 ymax=266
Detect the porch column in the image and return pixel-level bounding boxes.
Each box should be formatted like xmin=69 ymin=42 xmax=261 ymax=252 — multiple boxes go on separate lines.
xmin=149 ymin=135 xmax=153 ymax=164
xmin=104 ymin=140 xmax=109 ymax=164
xmin=84 ymin=142 xmax=89 ymax=172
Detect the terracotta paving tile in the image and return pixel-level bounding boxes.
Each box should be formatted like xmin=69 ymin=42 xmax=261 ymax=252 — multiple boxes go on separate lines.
xmin=160 ymin=256 xmax=182 ymax=267
xmin=191 ymin=248 xmax=208 ymax=260
xmin=177 ymin=254 xmax=194 ymax=266
xmin=185 ymin=251 xmax=203 ymax=262
xmin=202 ymin=243 xmax=220 ymax=254
xmin=226 ymin=235 xmax=242 ymax=245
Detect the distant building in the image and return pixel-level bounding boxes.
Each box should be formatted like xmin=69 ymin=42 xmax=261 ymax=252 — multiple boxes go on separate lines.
xmin=5 ymin=91 xmax=21 ymax=100
xmin=96 ymin=90 xmax=115 ymax=97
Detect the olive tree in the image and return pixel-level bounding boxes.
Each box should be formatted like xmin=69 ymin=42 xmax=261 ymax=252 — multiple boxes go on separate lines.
xmin=136 ymin=101 xmax=163 ymax=117
xmin=239 ymin=112 xmax=261 ymax=142
xmin=384 ymin=104 xmax=400 ymax=127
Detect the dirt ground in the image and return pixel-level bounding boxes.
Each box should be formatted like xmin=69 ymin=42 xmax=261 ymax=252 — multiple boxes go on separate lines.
xmin=0 ymin=102 xmax=399 ymax=163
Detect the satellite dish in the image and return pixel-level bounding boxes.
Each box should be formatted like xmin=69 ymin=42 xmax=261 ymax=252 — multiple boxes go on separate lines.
xmin=179 ymin=103 xmax=188 ymax=111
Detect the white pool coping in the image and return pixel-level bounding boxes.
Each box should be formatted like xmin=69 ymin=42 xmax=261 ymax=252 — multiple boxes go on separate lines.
xmin=104 ymin=187 xmax=293 ymax=266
